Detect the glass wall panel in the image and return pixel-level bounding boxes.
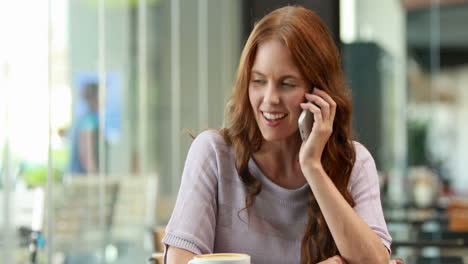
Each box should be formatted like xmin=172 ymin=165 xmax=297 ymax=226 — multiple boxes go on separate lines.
xmin=1 ymin=1 xmax=51 ymax=263
xmin=0 ymin=0 xmax=242 ymax=263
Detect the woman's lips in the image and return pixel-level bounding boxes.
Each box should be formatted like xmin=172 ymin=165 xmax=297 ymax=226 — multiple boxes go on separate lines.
xmin=261 ymin=111 xmax=287 ymax=127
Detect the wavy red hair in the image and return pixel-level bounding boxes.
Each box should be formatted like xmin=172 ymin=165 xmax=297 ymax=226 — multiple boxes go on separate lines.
xmin=221 ymin=6 xmax=356 ymax=263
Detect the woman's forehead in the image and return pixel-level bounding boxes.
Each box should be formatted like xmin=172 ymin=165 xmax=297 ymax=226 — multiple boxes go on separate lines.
xmin=251 ymin=40 xmax=302 ymax=77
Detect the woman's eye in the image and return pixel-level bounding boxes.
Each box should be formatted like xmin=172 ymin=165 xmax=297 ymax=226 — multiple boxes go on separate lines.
xmin=252 ymin=79 xmax=265 ymax=84
xmin=282 ymin=82 xmax=296 ymax=88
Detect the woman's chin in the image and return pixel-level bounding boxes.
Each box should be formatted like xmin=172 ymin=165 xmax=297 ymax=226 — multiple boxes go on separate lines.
xmin=260 ymin=130 xmax=301 ymax=143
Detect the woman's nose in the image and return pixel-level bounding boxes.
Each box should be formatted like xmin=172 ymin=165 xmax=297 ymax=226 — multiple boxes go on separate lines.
xmin=264 ymin=85 xmax=280 ymax=104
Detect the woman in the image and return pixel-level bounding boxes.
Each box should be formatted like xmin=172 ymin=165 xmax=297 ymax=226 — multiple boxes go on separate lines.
xmin=163 ymin=6 xmax=391 ymax=264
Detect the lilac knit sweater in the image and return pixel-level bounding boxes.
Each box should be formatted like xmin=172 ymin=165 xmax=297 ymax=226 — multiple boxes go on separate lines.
xmin=162 ymin=130 xmax=392 ymax=264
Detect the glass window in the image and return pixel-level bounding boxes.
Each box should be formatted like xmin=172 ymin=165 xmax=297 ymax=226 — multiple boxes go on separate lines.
xmin=0 ymin=0 xmax=242 ymax=263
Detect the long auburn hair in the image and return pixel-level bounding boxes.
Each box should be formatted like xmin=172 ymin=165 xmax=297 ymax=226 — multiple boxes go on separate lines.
xmin=220 ymin=6 xmax=356 ymax=263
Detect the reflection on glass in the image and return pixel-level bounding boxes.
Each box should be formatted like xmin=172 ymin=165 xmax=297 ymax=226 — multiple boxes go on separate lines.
xmin=69 ymin=82 xmax=100 ymax=175
xmin=1 ymin=0 xmax=242 ymax=263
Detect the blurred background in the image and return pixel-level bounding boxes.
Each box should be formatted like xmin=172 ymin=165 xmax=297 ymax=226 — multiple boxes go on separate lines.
xmin=1 ymin=0 xmax=468 ymax=263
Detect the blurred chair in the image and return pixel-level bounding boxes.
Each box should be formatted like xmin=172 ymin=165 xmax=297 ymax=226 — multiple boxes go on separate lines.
xmin=45 ymin=175 xmax=158 ymax=263
xmin=445 ymin=198 xmax=468 ymax=263
xmin=447 ymin=199 xmax=468 ymax=232
xmin=45 ymin=177 xmax=119 ymax=253
xmin=111 ymin=175 xmax=157 ymax=244
xmin=110 ymin=175 xmax=159 ymax=263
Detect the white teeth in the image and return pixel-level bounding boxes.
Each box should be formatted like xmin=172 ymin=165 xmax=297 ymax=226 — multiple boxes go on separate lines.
xmin=262 ymin=112 xmax=286 ymax=120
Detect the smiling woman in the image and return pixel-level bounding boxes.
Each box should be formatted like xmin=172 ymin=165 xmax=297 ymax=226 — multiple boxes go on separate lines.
xmin=248 ymin=40 xmax=307 ymax=142
xmin=163 ymin=5 xmax=391 ymax=264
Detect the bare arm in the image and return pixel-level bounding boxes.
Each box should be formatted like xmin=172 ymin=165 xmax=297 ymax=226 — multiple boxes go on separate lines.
xmin=166 ymin=246 xmax=195 ymax=264
xmin=299 ymin=89 xmax=389 ymax=264
xmin=303 ymin=165 xmax=389 ymax=264
xmin=78 ymin=130 xmax=98 ymax=173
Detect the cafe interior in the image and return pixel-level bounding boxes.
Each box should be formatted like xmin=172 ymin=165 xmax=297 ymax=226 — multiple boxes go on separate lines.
xmin=1 ymin=0 xmax=468 ymax=263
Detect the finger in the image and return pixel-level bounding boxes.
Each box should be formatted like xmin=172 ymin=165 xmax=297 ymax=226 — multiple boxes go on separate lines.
xmin=314 ymin=88 xmax=337 ymax=120
xmin=329 ymin=256 xmax=345 ymax=264
xmin=336 ymin=256 xmax=346 ymax=264
xmin=300 ymin=102 xmax=323 ymax=123
xmin=305 ymin=93 xmax=330 ymax=121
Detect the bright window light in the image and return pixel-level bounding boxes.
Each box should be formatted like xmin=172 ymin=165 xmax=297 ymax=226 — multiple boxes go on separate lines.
xmin=340 ymin=0 xmax=357 ymax=44
xmin=0 ymin=0 xmax=71 ymax=165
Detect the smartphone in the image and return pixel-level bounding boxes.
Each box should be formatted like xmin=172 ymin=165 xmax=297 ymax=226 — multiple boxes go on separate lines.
xmin=298 ymin=109 xmax=313 ymax=141
xmin=298 ymin=87 xmax=315 ymax=141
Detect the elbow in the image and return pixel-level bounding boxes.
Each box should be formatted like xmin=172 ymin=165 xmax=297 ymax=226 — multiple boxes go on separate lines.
xmin=376 ymin=246 xmax=390 ymax=264
xmin=377 ymin=255 xmax=390 ymax=264
xmin=363 ymin=242 xmax=390 ymax=264
xmin=365 ymin=253 xmax=389 ymax=264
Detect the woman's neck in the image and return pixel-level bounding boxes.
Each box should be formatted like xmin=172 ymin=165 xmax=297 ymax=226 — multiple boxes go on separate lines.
xmin=252 ymin=133 xmax=306 ymax=188
xmin=256 ymin=132 xmax=302 ymax=161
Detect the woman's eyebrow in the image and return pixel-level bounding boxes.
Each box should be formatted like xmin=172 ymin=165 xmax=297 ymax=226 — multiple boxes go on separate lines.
xmin=281 ymin=75 xmax=299 ymax=80
xmin=251 ymin=70 xmax=300 ymax=80
xmin=251 ymin=70 xmax=265 ymax=76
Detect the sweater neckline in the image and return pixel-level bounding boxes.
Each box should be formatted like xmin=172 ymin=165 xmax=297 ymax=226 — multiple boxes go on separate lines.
xmin=248 ymin=158 xmax=310 ymax=202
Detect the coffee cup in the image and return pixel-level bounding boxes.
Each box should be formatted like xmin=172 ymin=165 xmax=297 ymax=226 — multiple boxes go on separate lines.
xmin=187 ymin=253 xmax=250 ymax=264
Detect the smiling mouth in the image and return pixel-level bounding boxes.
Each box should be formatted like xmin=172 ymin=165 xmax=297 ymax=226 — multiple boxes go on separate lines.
xmin=262 ymin=111 xmax=287 ymax=121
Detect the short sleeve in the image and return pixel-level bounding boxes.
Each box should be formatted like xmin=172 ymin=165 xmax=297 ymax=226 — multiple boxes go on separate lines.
xmin=162 ymin=131 xmax=219 ymax=255
xmin=80 ymin=114 xmax=98 ymax=132
xmin=348 ymin=144 xmax=392 ymax=253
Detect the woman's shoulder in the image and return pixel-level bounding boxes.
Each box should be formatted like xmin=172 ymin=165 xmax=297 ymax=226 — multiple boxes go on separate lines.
xmin=194 ymin=129 xmax=228 ymax=145
xmin=351 ymin=141 xmax=374 ymax=165
xmin=186 ymin=130 xmax=235 ymax=176
xmin=349 ymin=141 xmax=379 ymax=189
xmin=190 ymin=129 xmax=230 ymax=154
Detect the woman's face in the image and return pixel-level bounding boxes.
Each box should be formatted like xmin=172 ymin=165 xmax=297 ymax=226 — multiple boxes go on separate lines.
xmin=248 ymin=39 xmax=308 ymax=142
